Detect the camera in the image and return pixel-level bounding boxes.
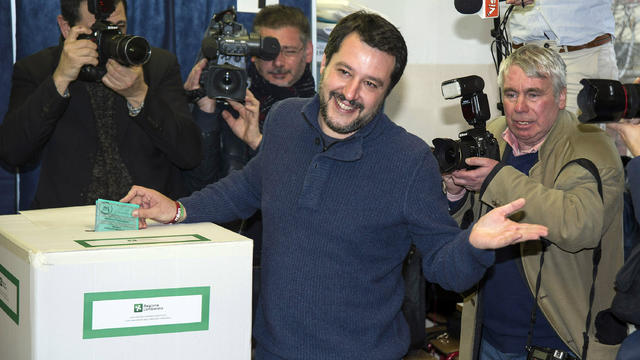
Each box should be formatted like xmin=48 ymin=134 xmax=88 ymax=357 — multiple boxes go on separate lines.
xmin=78 ymin=0 xmax=151 ymax=82
xmin=577 ymin=78 xmax=640 ymax=123
xmin=432 ymin=75 xmax=500 ymax=173
xmin=198 ymin=7 xmax=280 ymax=102
xmin=526 ymin=345 xmax=578 ymax=360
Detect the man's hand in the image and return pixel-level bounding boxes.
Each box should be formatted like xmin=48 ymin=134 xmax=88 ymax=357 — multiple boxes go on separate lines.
xmin=184 ymin=58 xmax=216 ymax=113
xmin=470 ymin=198 xmax=548 ymax=249
xmin=442 ymin=173 xmax=465 ymax=196
xmin=102 ymin=59 xmax=148 ymax=107
xmin=222 ymin=89 xmax=262 ymax=150
xmin=607 ymin=120 xmax=640 ymax=157
xmin=120 ymin=185 xmax=177 ymax=228
xmin=52 ymin=25 xmax=98 ymax=96
xmin=450 ymin=157 xmax=498 ymax=192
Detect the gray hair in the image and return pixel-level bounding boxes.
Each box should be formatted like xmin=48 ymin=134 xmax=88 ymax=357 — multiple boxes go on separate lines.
xmin=497 ymin=44 xmax=567 ymax=100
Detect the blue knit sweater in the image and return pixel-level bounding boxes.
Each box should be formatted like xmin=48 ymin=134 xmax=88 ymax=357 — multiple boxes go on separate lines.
xmin=181 ymin=95 xmax=494 ymax=359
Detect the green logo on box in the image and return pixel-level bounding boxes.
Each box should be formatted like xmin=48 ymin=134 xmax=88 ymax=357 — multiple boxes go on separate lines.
xmin=134 ymin=303 xmax=143 ymax=313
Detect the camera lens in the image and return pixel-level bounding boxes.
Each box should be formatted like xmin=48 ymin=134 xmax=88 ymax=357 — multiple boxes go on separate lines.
xmin=121 ymin=36 xmax=152 ymax=65
xmin=432 ymin=138 xmax=462 ymax=173
xmin=103 ymin=34 xmax=151 ymax=66
xmin=202 ymin=63 xmax=248 ymax=101
xmin=577 ymin=79 xmax=640 ymax=123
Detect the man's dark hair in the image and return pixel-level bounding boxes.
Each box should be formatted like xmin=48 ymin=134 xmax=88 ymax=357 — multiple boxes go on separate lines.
xmin=324 ymin=11 xmax=407 ymax=94
xmin=253 ymin=5 xmax=311 ymax=44
xmin=60 ymin=0 xmax=127 ymax=26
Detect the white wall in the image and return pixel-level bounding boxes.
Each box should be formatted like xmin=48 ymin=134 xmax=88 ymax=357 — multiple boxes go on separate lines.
xmin=359 ymin=1 xmax=501 ymax=145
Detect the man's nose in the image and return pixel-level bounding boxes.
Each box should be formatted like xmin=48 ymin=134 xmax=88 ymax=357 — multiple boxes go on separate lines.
xmin=273 ymin=52 xmax=286 ymax=66
xmin=514 ymin=95 xmax=528 ymax=112
xmin=343 ymin=78 xmax=360 ymax=100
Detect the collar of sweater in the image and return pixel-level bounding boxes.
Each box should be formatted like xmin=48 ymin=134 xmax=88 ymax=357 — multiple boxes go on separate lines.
xmin=299 ymin=95 xmax=389 ymax=161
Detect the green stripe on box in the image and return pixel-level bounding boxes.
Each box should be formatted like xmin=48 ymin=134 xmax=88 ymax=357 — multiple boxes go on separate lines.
xmin=75 ymin=234 xmax=211 ymax=248
xmin=0 ymin=263 xmax=19 ymax=325
xmin=83 ymin=286 xmax=210 ymax=339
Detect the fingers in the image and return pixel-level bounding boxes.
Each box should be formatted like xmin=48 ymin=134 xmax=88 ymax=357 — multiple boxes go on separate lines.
xmin=185 ymin=58 xmax=207 ymax=90
xmin=496 ymin=198 xmax=526 ymax=217
xmin=102 ymin=60 xmax=148 ymax=100
xmin=67 ymin=25 xmax=93 ymax=41
xmin=54 ymin=26 xmax=99 ymax=87
xmin=103 ymin=60 xmax=140 ymax=88
xmin=442 ymin=174 xmax=465 ymax=195
xmin=225 ymin=99 xmax=245 ymax=113
xmin=120 ymin=185 xmax=142 ymax=203
xmin=496 ymin=224 xmax=549 ymax=245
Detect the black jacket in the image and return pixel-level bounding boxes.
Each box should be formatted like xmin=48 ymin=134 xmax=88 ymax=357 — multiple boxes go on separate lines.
xmin=1 ymin=44 xmax=201 ymax=208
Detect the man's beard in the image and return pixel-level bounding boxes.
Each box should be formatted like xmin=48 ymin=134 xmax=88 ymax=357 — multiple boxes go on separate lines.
xmin=318 ymin=83 xmax=382 ymax=135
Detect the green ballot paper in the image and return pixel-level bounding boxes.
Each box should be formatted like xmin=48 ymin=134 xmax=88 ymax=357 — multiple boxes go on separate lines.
xmin=95 ymin=199 xmax=140 ymax=231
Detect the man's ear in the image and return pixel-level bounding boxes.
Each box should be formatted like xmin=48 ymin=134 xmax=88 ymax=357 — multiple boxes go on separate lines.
xmin=304 ymin=40 xmax=313 ymax=64
xmin=558 ymin=87 xmax=567 ymax=110
xmin=57 ymin=15 xmax=71 ymax=39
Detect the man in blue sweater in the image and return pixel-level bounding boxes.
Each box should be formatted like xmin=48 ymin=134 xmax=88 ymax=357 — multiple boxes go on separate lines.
xmin=121 ymin=11 xmax=548 ymax=359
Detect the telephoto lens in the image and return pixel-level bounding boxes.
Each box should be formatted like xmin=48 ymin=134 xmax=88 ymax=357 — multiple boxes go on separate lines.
xmin=577 ymin=79 xmax=640 ymax=123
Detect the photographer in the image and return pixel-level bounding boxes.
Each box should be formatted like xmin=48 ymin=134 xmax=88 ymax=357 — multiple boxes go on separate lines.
xmin=182 ymin=4 xmax=315 ymax=193
xmin=444 ymin=45 xmax=624 ymax=359
xmin=181 ymin=5 xmax=315 ymax=325
xmin=0 ymin=0 xmax=201 ymax=209
xmin=605 ymin=90 xmax=640 ymax=360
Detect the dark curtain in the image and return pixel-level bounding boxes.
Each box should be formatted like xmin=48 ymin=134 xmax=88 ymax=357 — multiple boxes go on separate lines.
xmin=0 ymin=0 xmax=312 ymax=214
xmin=0 ymin=1 xmax=19 ymax=214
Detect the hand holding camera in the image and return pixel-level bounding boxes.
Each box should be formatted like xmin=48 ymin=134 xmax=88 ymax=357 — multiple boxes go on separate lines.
xmin=185 ymin=58 xmax=217 ymax=113
xmin=432 ymin=75 xmax=500 ymax=174
xmin=197 ymin=7 xmax=279 ymax=102
xmin=53 ymin=25 xmax=98 ymax=95
xmin=101 ymin=59 xmax=148 ymax=106
xmin=77 ymin=0 xmax=151 ymax=82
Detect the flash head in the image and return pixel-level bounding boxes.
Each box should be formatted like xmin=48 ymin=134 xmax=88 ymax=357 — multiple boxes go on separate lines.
xmin=441 ymin=75 xmax=485 ymax=100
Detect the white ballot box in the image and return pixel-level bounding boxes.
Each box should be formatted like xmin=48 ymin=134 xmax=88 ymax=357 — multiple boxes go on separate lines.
xmin=0 ymin=205 xmax=252 ymax=360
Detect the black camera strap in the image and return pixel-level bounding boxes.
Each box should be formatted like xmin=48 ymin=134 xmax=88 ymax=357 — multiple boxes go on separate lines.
xmin=525 ymin=158 xmax=603 ymax=359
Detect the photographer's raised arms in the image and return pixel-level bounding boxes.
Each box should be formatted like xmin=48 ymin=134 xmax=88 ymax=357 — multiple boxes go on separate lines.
xmin=0 ymin=0 xmax=201 ymax=209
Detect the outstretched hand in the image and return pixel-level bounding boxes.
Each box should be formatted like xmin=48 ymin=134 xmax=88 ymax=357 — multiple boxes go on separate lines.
xmin=469 ymin=198 xmax=548 ymax=249
xmin=120 ymin=185 xmax=177 ymax=228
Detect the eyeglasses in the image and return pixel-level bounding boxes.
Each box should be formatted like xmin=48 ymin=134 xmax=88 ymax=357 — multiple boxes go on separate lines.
xmin=279 ymin=46 xmax=304 ymax=58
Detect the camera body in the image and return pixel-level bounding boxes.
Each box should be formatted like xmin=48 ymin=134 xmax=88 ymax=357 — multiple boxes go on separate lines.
xmin=78 ymin=0 xmax=151 ymax=82
xmin=526 ymin=345 xmax=577 ymax=360
xmin=199 ymin=7 xmax=280 ymax=102
xmin=432 ymin=75 xmax=500 ymax=173
xmin=577 ymin=78 xmax=640 ymax=123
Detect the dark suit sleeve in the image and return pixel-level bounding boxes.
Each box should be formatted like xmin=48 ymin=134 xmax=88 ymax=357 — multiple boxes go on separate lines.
xmin=132 ymin=48 xmax=202 ymax=170
xmin=0 ymin=49 xmax=69 ymax=167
